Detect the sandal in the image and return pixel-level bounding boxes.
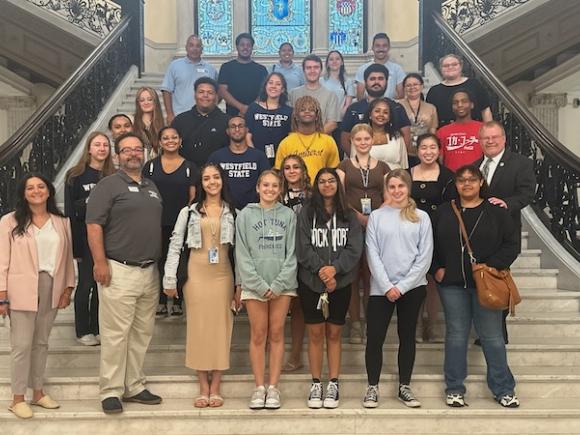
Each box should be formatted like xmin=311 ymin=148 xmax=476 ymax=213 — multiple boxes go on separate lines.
xmin=282 ymin=360 xmax=303 ymax=372
xmin=209 ymin=394 xmax=224 ymax=408
xmin=193 ymin=395 xmax=209 ymax=408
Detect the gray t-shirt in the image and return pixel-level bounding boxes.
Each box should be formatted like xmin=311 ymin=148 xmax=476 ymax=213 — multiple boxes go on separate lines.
xmin=289 ymin=85 xmax=340 ymax=124
xmin=86 ymin=171 xmax=163 ymax=262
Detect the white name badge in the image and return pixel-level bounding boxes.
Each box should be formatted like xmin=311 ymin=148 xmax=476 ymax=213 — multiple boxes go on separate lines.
xmin=208 ymin=246 xmax=220 ymax=264
xmin=361 ymin=197 xmax=372 ymax=215
xmin=197 ymin=68 xmax=207 ymax=73
xmin=128 ymin=186 xmax=139 ymax=192
xmin=265 ymin=144 xmax=275 ymax=159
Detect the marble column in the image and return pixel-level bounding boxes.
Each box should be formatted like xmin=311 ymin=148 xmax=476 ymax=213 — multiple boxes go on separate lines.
xmin=529 ymin=93 xmax=567 ymax=137
xmin=311 ymin=0 xmax=329 ymax=55
xmin=0 ymin=96 xmax=36 ymax=143
xmin=366 ymin=0 xmax=387 ymax=54
xmin=175 ymin=0 xmax=194 ymax=56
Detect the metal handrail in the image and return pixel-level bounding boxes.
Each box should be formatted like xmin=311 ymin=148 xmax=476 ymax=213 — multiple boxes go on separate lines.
xmin=0 ymin=16 xmax=130 ymax=164
xmin=432 ymin=12 xmax=580 ymax=172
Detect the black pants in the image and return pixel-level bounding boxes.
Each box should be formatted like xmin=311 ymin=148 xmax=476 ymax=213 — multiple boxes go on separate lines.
xmin=74 ymin=250 xmax=99 ymax=337
xmin=159 ymin=225 xmax=183 ymax=305
xmin=365 ymin=286 xmax=426 ymax=385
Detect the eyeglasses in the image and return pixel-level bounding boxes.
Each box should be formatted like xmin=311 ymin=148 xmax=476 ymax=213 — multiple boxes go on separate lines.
xmin=441 ymin=62 xmax=460 ymax=68
xmin=456 ymin=177 xmax=480 ymax=184
xmin=119 ymin=147 xmax=144 ymax=155
xmin=228 ymin=124 xmax=246 ymax=130
xmin=318 ymin=178 xmax=337 ymax=185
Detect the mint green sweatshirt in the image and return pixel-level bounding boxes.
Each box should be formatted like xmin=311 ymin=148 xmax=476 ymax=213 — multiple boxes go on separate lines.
xmin=235 ymin=202 xmax=298 ymax=297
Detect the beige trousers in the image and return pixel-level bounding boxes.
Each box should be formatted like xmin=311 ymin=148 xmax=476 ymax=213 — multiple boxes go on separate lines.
xmin=10 ymin=272 xmax=58 ymax=395
xmin=97 ymin=260 xmax=158 ymax=400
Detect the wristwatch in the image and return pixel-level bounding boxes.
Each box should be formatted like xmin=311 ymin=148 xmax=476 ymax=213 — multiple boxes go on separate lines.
xmin=0 ymin=299 xmax=10 ymax=305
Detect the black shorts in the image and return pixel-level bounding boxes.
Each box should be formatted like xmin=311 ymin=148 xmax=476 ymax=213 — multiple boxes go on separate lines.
xmin=298 ymin=282 xmax=352 ymax=325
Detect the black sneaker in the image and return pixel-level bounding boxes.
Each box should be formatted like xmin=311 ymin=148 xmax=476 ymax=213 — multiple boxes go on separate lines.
xmin=497 ymin=393 xmax=520 ymax=408
xmin=362 ymin=385 xmax=379 ymax=408
xmin=307 ymin=382 xmax=323 ymax=409
xmin=101 ymin=397 xmax=123 ymax=414
xmin=398 ymin=384 xmax=421 ymax=408
xmin=171 ymin=304 xmax=183 ymax=316
xmin=156 ymin=304 xmax=168 ymax=317
xmin=122 ymin=389 xmax=162 ymax=405
xmin=446 ymin=393 xmax=466 ymax=407
xmin=323 ymin=380 xmax=339 ymax=408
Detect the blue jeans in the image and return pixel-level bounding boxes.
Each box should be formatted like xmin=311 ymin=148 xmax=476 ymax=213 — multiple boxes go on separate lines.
xmin=438 ymin=285 xmax=516 ymax=398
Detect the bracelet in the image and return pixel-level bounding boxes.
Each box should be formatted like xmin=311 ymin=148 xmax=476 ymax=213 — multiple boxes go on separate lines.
xmin=0 ymin=299 xmax=10 ymax=305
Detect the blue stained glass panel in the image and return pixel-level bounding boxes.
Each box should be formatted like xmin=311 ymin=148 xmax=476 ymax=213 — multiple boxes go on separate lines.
xmin=251 ymin=0 xmax=311 ymax=55
xmin=197 ymin=0 xmax=233 ymax=55
xmin=328 ymin=0 xmax=364 ymax=54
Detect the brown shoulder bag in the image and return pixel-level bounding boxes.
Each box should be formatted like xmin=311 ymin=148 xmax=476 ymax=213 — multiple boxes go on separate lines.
xmin=451 ymin=200 xmax=521 ymax=315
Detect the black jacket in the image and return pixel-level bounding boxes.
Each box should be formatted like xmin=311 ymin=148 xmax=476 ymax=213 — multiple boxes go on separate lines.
xmin=431 ymin=200 xmax=519 ymax=288
xmin=296 ymin=203 xmax=363 ymax=293
xmin=473 ymin=150 xmax=535 ymax=228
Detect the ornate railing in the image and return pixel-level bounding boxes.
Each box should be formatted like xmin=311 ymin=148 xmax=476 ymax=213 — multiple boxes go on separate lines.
xmin=0 ymin=15 xmax=138 ymax=215
xmin=441 ymin=0 xmax=531 ymax=34
xmin=425 ymin=12 xmax=580 ymax=260
xmin=25 ymin=0 xmax=122 ymax=37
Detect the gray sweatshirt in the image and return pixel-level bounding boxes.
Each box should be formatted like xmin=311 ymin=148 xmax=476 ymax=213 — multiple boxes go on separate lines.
xmin=366 ymin=205 xmax=433 ymax=296
xmin=235 ymin=202 xmax=298 ymax=297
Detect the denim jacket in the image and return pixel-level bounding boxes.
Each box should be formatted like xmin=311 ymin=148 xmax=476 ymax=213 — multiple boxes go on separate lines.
xmin=163 ymin=203 xmax=235 ymax=289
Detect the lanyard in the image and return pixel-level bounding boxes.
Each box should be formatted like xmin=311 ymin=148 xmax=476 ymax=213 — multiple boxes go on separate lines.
xmin=355 ymin=155 xmax=370 ymax=194
xmin=407 ymin=99 xmax=422 ymax=124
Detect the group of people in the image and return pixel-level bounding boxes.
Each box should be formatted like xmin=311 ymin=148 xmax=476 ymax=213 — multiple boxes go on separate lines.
xmin=0 ymin=30 xmax=536 ymax=419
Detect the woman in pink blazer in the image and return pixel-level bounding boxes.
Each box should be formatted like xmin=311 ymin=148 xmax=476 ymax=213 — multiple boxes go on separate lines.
xmin=0 ymin=173 xmax=75 ymax=419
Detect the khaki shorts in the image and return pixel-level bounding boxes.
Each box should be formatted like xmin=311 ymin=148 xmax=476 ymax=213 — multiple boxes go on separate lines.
xmin=241 ymin=288 xmax=297 ymax=302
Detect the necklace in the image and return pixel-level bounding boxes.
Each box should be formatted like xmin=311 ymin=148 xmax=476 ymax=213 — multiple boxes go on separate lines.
xmin=297 ymin=132 xmax=317 ymax=152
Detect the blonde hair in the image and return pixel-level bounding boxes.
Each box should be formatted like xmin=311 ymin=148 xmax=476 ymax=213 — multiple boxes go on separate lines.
xmin=280 ymin=154 xmax=311 ymax=195
xmin=385 ymin=169 xmax=419 ymax=223
xmin=66 ymin=131 xmax=115 ymax=183
xmin=350 ymin=123 xmax=373 ymax=159
xmin=291 ymin=96 xmax=324 ymax=133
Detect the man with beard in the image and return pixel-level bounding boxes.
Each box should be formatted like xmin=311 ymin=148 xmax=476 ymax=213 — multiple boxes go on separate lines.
xmin=341 ymin=64 xmax=411 ymax=156
xmin=275 ymin=95 xmax=340 ymax=181
xmin=218 ymin=33 xmax=268 ymax=116
xmin=171 ymin=77 xmax=230 ymax=168
xmin=208 ymin=116 xmax=270 ymax=210
xmin=86 ymin=133 xmax=163 ymax=414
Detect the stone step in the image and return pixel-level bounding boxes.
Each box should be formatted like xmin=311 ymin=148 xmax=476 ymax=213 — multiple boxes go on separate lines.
xmin=1 ymin=339 xmax=579 ymax=369
xmin=1 ymin=397 xmax=579 ymax=434
xmin=2 ymin=367 xmax=580 ymax=400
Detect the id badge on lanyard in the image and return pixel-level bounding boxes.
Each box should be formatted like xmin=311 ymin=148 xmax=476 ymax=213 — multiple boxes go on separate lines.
xmin=361 ymin=197 xmax=372 ymax=215
xmin=208 ymin=246 xmax=219 ymax=264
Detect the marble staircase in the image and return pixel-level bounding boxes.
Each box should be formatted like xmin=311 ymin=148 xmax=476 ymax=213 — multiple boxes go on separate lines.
xmin=1 ymin=232 xmax=580 ymax=434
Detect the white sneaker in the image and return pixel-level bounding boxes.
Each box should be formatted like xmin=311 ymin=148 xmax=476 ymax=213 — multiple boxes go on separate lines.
xmin=249 ymin=385 xmax=266 ymax=409
xmin=323 ymin=380 xmax=339 ymax=409
xmin=265 ymin=385 xmax=281 ymax=409
xmin=77 ymin=334 xmax=99 ymax=346
xmin=307 ymin=382 xmax=323 ymax=409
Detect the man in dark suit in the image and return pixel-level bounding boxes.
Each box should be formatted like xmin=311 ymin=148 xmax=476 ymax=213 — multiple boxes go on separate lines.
xmin=474 ymin=120 xmax=536 ymax=343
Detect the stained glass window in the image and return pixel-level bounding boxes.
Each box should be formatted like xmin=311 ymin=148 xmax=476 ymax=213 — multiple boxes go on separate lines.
xmin=328 ymin=0 xmax=365 ymax=54
xmin=251 ymin=0 xmax=311 ymax=55
xmin=196 ymin=0 xmax=233 ymax=55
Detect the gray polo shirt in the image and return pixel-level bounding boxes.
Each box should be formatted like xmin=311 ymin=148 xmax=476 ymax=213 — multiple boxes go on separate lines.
xmin=86 ymin=171 xmax=163 ymax=262
xmin=289 ymin=85 xmax=340 ymax=124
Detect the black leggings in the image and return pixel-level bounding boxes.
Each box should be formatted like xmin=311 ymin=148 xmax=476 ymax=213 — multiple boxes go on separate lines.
xmin=365 ymin=286 xmax=426 ymax=385
xmin=74 ymin=249 xmax=99 ymax=337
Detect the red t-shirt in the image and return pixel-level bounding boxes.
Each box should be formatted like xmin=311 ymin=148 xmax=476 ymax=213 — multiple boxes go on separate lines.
xmin=437 ymin=120 xmax=483 ymax=172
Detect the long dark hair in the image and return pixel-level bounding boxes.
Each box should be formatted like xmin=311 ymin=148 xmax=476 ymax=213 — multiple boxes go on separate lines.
xmin=12 ymin=173 xmax=64 ymax=238
xmin=309 ymin=168 xmax=348 ymax=223
xmin=325 ymin=50 xmax=347 ymax=95
xmin=258 ymin=72 xmax=289 ymax=106
xmin=365 ymin=98 xmax=400 ymax=138
xmin=195 ymin=163 xmax=236 ymax=216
